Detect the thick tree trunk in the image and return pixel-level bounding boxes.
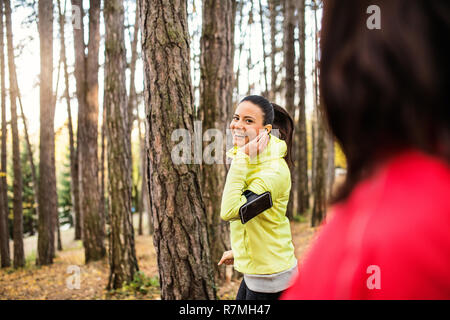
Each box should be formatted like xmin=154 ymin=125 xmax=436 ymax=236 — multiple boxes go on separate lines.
xmin=104 ymin=0 xmax=139 ymax=289
xmin=58 ymin=1 xmax=80 ymax=244
xmin=199 ymin=0 xmax=236 ymax=283
xmin=5 ymin=0 xmax=25 ymax=268
xmin=140 ymin=0 xmax=216 ymax=300
xmin=37 ymin=0 xmax=57 ymax=266
xmin=79 ymin=0 xmax=106 ymax=263
xmin=296 ymin=0 xmax=309 ymax=215
xmin=71 ymin=0 xmax=85 ymax=241
xmin=0 ymin=0 xmax=11 ymax=268
xmin=283 ymin=0 xmax=296 ymax=219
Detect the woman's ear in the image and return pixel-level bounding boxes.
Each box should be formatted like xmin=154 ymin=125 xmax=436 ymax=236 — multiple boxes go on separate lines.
xmin=264 ymin=124 xmax=272 ymax=134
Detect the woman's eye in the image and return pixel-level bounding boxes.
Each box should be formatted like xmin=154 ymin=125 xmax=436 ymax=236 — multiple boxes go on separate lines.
xmin=246 ymin=119 xmax=253 ymax=124
xmin=233 ymin=117 xmax=239 ymax=121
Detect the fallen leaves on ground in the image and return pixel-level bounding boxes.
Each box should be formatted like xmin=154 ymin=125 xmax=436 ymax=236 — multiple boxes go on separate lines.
xmin=0 ymin=221 xmax=316 ymax=300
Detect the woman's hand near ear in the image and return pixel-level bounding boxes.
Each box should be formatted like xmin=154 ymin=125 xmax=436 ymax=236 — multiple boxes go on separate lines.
xmin=239 ymin=131 xmax=269 ymax=158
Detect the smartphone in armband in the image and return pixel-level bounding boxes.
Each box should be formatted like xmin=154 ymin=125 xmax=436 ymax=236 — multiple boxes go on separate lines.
xmin=239 ymin=190 xmax=273 ymax=224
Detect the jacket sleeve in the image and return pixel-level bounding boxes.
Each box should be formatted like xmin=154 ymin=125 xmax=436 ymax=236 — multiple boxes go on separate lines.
xmin=220 ymin=151 xmax=250 ymax=221
xmin=220 ymin=153 xmax=282 ymax=221
xmin=246 ymin=173 xmax=281 ymax=201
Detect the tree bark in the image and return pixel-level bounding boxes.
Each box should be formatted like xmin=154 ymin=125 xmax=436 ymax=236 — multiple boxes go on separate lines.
xmin=127 ymin=2 xmax=139 ymax=138
xmin=71 ymin=0 xmax=85 ymax=241
xmin=233 ymin=0 xmax=245 ymax=99
xmin=140 ymin=0 xmax=216 ymax=300
xmin=100 ymin=84 xmax=106 ymax=229
xmin=104 ymin=0 xmax=139 ymax=289
xmin=5 ymin=0 xmax=25 ymax=268
xmin=295 ymin=0 xmax=309 ymax=215
xmin=283 ymin=0 xmax=296 ymax=220
xmin=311 ymin=0 xmax=326 ymax=227
xmin=0 ymin=0 xmax=11 ymax=268
xmin=268 ymin=0 xmax=278 ymax=101
xmin=36 ymin=0 xmax=57 ymax=266
xmin=75 ymin=0 xmax=106 ymax=263
xmin=199 ymin=0 xmax=236 ymax=283
xmin=57 ymin=1 xmax=79 ymax=242
xmin=258 ymin=0 xmax=269 ymax=97
xmin=137 ymin=116 xmax=151 ymax=235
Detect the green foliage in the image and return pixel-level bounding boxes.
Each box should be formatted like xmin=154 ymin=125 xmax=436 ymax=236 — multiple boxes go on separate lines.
xmin=57 ymin=147 xmax=73 ymax=227
xmin=108 ymin=271 xmax=160 ymax=298
xmin=127 ymin=271 xmax=160 ymax=294
xmin=293 ymin=214 xmax=308 ymax=223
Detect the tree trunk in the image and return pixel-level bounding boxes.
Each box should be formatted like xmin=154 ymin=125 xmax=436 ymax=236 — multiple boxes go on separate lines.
xmin=104 ymin=0 xmax=139 ymax=289
xmin=246 ymin=0 xmax=254 ymax=95
xmin=78 ymin=0 xmax=106 ymax=263
xmin=311 ymin=0 xmax=326 ymax=227
xmin=138 ymin=117 xmax=151 ymax=235
xmin=56 ymin=214 xmax=62 ymax=251
xmin=36 ymin=0 xmax=57 ymax=266
xmin=311 ymin=107 xmax=326 ymax=227
xmin=58 ymin=1 xmax=80 ymax=245
xmin=268 ymin=0 xmax=278 ymax=101
xmin=100 ymin=86 xmax=106 ymax=228
xmin=0 ymin=0 xmax=11 ymax=268
xmin=71 ymin=0 xmax=85 ymax=241
xmin=296 ymin=0 xmax=309 ymax=215
xmin=283 ymin=0 xmax=296 ymax=219
xmin=258 ymin=0 xmax=269 ymax=97
xmin=5 ymin=0 xmax=25 ymax=268
xmin=139 ymin=0 xmax=216 ymax=300
xmin=199 ymin=0 xmax=236 ymax=283
xmin=233 ymin=0 xmax=245 ymax=99
xmin=127 ymin=3 xmax=139 ymax=138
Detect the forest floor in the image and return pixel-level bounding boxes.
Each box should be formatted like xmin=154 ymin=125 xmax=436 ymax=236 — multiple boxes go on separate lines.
xmin=0 ymin=216 xmax=318 ymax=300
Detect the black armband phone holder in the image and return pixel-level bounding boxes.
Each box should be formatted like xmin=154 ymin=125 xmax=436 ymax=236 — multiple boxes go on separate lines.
xmin=239 ymin=190 xmax=273 ymax=224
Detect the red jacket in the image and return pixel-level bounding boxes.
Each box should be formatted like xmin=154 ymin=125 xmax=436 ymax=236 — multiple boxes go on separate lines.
xmin=282 ymin=150 xmax=450 ymax=299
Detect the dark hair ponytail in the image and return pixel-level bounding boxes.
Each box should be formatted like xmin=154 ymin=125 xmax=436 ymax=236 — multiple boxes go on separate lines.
xmin=240 ymin=95 xmax=294 ymax=168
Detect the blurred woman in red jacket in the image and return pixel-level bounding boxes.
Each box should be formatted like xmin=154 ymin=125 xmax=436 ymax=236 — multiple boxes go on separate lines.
xmin=282 ymin=0 xmax=450 ymax=299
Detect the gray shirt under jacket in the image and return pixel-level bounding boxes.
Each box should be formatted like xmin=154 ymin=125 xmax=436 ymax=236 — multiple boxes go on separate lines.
xmin=243 ymin=261 xmax=298 ymax=293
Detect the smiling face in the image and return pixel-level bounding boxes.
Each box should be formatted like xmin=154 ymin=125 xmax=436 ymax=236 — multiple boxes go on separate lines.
xmin=230 ymin=101 xmax=272 ymax=147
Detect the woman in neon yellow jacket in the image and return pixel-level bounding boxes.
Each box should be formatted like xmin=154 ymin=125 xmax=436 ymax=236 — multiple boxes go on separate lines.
xmin=218 ymin=95 xmax=297 ymax=300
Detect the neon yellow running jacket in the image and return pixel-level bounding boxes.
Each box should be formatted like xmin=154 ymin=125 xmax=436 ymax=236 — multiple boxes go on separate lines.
xmin=220 ymin=134 xmax=297 ymax=275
